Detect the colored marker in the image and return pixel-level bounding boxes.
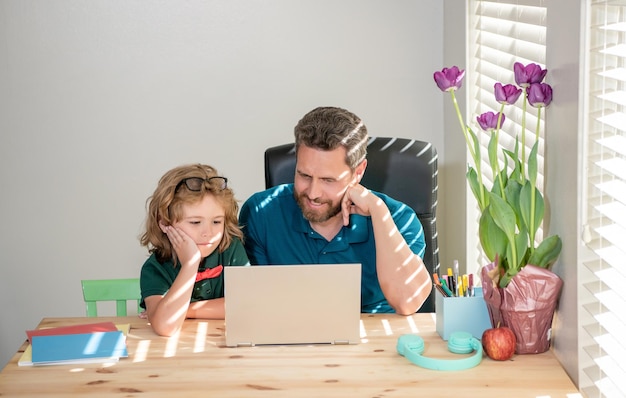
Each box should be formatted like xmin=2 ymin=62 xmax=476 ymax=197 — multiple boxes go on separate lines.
xmin=453 ymin=260 xmax=460 ymax=297
xmin=440 ymin=279 xmax=454 ymax=297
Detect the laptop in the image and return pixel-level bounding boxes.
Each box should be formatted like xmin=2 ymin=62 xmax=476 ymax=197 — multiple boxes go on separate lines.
xmin=224 ymin=263 xmax=361 ymax=347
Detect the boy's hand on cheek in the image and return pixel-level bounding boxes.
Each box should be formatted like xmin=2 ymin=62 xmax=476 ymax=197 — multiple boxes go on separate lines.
xmin=162 ymin=225 xmax=201 ymax=268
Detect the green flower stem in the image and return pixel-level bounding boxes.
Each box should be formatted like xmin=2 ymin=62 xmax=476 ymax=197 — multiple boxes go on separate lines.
xmin=450 ymin=90 xmax=474 ymax=158
xmin=529 ymin=178 xmax=537 ymax=252
xmin=450 ymin=89 xmax=486 ymax=208
xmin=521 ymin=87 xmax=528 ymax=181
xmin=495 ymin=104 xmax=506 ymax=198
xmin=528 ymin=106 xmax=543 ymax=250
xmin=535 ymin=106 xmax=542 ymax=143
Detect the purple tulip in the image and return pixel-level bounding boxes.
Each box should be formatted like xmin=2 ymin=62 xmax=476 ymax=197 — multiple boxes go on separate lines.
xmin=494 ymin=83 xmax=522 ymax=105
xmin=433 ymin=66 xmax=465 ymax=92
xmin=514 ymin=62 xmax=548 ymax=88
xmin=476 ymin=111 xmax=505 ymax=131
xmin=527 ymin=83 xmax=553 ymax=107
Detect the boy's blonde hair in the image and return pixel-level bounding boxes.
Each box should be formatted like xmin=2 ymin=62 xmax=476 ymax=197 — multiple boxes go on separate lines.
xmin=140 ymin=164 xmax=243 ymax=265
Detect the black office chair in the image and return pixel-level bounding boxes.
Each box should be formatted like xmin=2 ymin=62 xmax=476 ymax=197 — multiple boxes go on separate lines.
xmin=264 ymin=137 xmax=439 ymax=313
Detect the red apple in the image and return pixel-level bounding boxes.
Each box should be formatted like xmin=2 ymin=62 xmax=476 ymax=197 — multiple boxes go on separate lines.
xmin=481 ymin=325 xmax=516 ymax=360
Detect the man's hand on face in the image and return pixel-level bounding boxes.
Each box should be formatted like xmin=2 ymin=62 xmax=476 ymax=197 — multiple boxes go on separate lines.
xmin=341 ymin=183 xmax=379 ymax=226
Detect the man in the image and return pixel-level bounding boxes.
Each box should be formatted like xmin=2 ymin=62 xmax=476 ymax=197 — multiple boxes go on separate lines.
xmin=239 ymin=106 xmax=432 ymax=314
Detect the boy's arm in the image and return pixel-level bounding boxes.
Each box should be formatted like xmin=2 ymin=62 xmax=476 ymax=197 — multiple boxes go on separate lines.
xmin=186 ymin=298 xmax=225 ymax=319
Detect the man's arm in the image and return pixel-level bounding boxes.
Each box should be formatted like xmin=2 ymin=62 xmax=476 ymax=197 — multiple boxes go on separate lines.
xmin=342 ymin=185 xmax=432 ymax=314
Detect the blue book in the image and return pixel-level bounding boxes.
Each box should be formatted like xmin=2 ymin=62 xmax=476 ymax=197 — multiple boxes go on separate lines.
xmin=31 ymin=330 xmax=128 ymax=366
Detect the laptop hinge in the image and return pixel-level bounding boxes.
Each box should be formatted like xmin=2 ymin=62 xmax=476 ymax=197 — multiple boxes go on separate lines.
xmin=236 ymin=342 xmax=254 ymax=347
xmin=333 ymin=340 xmax=350 ymax=345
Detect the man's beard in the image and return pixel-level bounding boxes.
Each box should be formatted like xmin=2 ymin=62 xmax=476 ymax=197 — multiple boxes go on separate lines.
xmin=295 ymin=191 xmax=342 ymax=223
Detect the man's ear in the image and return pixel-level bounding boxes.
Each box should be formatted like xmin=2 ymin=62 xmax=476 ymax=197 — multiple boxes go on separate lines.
xmin=355 ymin=159 xmax=367 ymax=183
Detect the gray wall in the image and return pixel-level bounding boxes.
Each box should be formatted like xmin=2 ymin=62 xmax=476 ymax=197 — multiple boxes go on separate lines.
xmin=0 ymin=1 xmax=446 ymax=367
xmin=545 ymin=0 xmax=582 ymax=385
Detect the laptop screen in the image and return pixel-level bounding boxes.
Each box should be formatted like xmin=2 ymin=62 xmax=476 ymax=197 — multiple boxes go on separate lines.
xmin=224 ymin=263 xmax=362 ymax=347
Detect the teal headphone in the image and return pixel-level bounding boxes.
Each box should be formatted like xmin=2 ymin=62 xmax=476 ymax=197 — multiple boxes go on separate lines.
xmin=396 ymin=331 xmax=483 ymax=371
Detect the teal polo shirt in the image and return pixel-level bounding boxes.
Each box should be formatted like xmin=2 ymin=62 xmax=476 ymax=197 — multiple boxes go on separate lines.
xmin=239 ymin=184 xmax=426 ymax=313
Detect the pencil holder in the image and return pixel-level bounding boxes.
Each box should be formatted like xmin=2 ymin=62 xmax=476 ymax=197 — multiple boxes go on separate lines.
xmin=435 ymin=287 xmax=492 ymax=340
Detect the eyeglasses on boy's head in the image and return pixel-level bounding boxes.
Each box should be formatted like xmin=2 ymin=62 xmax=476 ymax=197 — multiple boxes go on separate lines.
xmin=175 ymin=177 xmax=228 ymax=192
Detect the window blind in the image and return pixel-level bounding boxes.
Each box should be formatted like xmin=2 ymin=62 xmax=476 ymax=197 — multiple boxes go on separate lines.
xmin=467 ymin=0 xmax=547 ymax=270
xmin=580 ymin=1 xmax=626 ymax=397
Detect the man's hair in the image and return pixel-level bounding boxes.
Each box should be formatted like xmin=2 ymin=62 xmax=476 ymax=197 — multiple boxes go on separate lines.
xmin=294 ymin=106 xmax=368 ymax=170
xmin=140 ymin=163 xmax=243 ymax=265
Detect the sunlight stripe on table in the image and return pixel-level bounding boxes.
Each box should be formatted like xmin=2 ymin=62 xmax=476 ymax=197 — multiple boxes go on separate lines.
xmin=194 ymin=322 xmax=208 ymax=353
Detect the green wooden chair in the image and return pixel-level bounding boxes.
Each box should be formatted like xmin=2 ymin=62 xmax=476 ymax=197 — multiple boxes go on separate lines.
xmin=81 ymin=278 xmax=142 ymax=317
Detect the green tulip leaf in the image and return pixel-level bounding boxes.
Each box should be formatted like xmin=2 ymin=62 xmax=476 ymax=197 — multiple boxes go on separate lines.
xmin=504 ymin=180 xmax=523 ymax=227
xmin=514 ymin=224 xmax=529 ymax=270
xmin=527 ymin=235 xmax=562 ymax=268
xmin=503 ymin=145 xmax=523 ymax=183
xmin=467 ymin=127 xmax=482 ymax=170
xmin=487 ymin=194 xmax=516 ymax=237
xmin=466 ymin=167 xmax=488 ymax=211
xmin=491 ymin=168 xmax=509 ymax=199
xmin=519 ymin=182 xmax=545 ymax=238
xmin=486 ymin=193 xmax=517 ymax=245
xmin=479 ymin=209 xmax=507 ymax=263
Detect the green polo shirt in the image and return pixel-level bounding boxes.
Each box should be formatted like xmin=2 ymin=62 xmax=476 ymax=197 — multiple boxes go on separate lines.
xmin=139 ymin=237 xmax=249 ymax=308
xmin=239 ymin=184 xmax=426 ymax=313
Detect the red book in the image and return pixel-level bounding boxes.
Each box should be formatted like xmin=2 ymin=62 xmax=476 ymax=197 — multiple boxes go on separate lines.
xmin=26 ymin=322 xmax=118 ymax=342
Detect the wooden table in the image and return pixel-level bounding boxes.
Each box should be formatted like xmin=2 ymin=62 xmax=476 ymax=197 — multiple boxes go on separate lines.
xmin=0 ymin=314 xmax=580 ymax=397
